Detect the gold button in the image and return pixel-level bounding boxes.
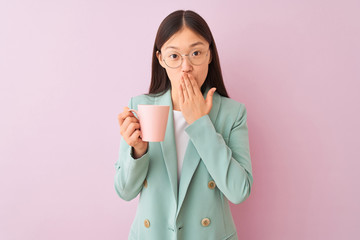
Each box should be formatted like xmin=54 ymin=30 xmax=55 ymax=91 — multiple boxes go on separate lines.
xmin=143 ymin=179 xmax=148 ymax=188
xmin=144 ymin=219 xmax=150 ymax=228
xmin=201 ymin=218 xmax=210 ymax=227
xmin=208 ymin=180 xmax=216 ymax=189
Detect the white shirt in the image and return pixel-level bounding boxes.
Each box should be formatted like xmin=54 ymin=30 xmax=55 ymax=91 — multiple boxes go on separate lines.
xmin=172 ymin=110 xmax=189 ymax=183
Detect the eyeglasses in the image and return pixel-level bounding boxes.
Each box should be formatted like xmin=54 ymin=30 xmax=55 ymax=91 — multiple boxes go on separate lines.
xmin=160 ymin=48 xmax=210 ymax=69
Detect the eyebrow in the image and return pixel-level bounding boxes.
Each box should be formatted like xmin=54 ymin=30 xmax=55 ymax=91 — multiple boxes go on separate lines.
xmin=164 ymin=41 xmax=205 ymax=50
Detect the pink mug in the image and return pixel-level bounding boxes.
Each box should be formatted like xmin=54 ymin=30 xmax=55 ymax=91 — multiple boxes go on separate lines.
xmin=128 ymin=105 xmax=170 ymax=142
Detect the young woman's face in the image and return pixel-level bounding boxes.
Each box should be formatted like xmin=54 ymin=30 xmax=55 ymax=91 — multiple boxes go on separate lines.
xmin=157 ymin=27 xmax=211 ymax=91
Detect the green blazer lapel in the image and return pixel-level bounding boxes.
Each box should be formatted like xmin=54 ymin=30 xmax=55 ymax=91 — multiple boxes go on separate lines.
xmin=176 ymin=89 xmax=221 ymax=217
xmin=155 ymin=89 xmax=178 ymax=203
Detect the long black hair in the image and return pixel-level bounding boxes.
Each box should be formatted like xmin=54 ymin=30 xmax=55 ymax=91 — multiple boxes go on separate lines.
xmin=148 ymin=10 xmax=229 ymax=98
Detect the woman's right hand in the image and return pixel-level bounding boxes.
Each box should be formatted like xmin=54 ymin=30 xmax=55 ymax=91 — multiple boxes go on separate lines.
xmin=118 ymin=107 xmax=148 ymax=159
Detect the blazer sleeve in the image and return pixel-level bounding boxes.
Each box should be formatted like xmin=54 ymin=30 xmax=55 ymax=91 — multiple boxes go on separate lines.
xmin=114 ymin=97 xmax=150 ymax=201
xmin=185 ymin=103 xmax=253 ymax=204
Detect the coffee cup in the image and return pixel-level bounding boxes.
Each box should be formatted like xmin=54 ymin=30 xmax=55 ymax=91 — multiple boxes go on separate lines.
xmin=128 ymin=105 xmax=170 ymax=142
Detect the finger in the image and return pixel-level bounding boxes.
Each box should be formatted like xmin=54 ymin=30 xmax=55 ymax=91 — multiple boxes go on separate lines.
xmin=128 ymin=129 xmax=142 ymax=146
xmin=119 ymin=108 xmax=132 ymax=119
xmin=178 ymin=81 xmax=184 ymax=106
xmin=121 ymin=107 xmax=132 ymax=120
xmin=118 ymin=112 xmax=130 ymax=127
xmin=205 ymin=88 xmax=217 ymax=111
xmin=118 ymin=113 xmax=125 ymax=126
xmin=120 ymin=117 xmax=138 ymax=135
xmin=122 ymin=116 xmax=139 ymax=129
xmin=118 ymin=110 xmax=135 ymax=126
xmin=187 ymin=74 xmax=200 ymax=96
xmin=183 ymin=74 xmax=195 ymax=98
xmin=124 ymin=122 xmax=141 ymax=138
xmin=118 ymin=108 xmax=128 ymax=126
xmin=181 ymin=77 xmax=189 ymax=100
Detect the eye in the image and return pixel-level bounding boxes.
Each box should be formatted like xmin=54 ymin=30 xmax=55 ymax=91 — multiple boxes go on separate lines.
xmin=169 ymin=54 xmax=179 ymax=60
xmin=192 ymin=51 xmax=201 ymax=57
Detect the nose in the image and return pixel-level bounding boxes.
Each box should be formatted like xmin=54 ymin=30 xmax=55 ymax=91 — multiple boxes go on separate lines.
xmin=181 ymin=55 xmax=193 ymax=73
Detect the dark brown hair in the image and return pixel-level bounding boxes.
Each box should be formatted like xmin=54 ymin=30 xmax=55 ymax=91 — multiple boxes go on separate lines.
xmin=148 ymin=10 xmax=229 ymax=98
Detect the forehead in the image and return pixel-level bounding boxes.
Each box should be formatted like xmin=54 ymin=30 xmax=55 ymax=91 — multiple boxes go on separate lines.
xmin=162 ymin=27 xmax=209 ymax=51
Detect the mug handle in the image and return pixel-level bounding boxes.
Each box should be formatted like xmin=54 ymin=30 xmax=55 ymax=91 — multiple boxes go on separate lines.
xmin=128 ymin=109 xmax=143 ymax=139
xmin=128 ymin=109 xmax=140 ymax=120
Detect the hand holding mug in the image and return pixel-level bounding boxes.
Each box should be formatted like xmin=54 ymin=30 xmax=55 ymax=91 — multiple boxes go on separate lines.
xmin=118 ymin=107 xmax=148 ymax=159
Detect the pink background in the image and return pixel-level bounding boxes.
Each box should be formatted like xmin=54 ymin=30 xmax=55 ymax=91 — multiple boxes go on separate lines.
xmin=1 ymin=0 xmax=359 ymax=239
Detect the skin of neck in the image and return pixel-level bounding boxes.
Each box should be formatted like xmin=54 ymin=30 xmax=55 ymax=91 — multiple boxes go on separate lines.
xmin=170 ymin=87 xmax=181 ymax=111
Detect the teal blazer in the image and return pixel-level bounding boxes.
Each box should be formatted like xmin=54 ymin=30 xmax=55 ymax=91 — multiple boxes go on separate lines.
xmin=115 ymin=88 xmax=253 ymax=240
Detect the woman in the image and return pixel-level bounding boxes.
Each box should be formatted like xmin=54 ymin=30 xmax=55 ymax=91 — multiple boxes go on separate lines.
xmin=115 ymin=10 xmax=253 ymax=240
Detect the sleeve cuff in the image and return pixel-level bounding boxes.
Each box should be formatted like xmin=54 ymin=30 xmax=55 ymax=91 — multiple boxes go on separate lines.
xmin=185 ymin=114 xmax=215 ymax=139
